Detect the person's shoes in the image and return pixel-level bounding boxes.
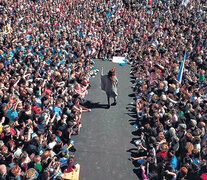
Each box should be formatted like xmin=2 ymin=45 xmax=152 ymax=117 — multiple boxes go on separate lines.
xmin=111 ymin=102 xmax=117 ymax=106
xmin=107 ymin=104 xmax=111 ymax=109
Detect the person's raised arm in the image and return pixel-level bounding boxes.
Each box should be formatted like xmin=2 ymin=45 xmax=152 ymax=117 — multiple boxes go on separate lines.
xmin=139 ymin=143 xmax=147 ymax=151
xmin=79 ymin=104 xmax=91 ymax=112
xmin=22 ymin=67 xmax=28 ymax=78
xmin=165 ymin=170 xmax=176 ymax=178
xmin=13 ymin=99 xmax=20 ymax=112
xmin=0 ymin=117 xmax=5 ymax=126
xmin=130 ymin=156 xmax=147 ymax=161
xmin=22 ymin=74 xmax=30 ymax=79
xmin=45 ymin=113 xmax=51 ymax=126
xmin=13 ymin=76 xmax=21 ymax=87
xmin=48 ymin=157 xmax=56 ymax=169
xmin=62 ymin=87 xmax=68 ymax=95
xmin=25 ymin=127 xmax=32 ymax=142
xmin=50 ymin=112 xmax=57 ymax=123
xmin=58 ymin=82 xmax=66 ymax=87
xmin=81 ymin=108 xmax=91 ymax=113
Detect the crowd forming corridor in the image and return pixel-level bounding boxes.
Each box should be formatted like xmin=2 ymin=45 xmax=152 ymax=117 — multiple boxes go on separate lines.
xmin=73 ymin=60 xmax=138 ymax=180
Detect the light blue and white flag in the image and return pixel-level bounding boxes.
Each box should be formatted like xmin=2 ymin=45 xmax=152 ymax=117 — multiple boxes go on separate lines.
xmin=177 ymin=50 xmax=187 ymax=84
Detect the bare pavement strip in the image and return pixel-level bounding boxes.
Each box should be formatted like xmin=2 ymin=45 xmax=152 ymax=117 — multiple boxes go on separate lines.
xmin=72 ymin=59 xmax=138 ymax=180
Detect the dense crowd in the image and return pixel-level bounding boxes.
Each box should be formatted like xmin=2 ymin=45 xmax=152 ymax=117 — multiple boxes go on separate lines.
xmin=128 ymin=1 xmax=207 ymax=180
xmin=0 ymin=0 xmax=206 ymax=179
xmin=0 ymin=0 xmax=98 ymax=179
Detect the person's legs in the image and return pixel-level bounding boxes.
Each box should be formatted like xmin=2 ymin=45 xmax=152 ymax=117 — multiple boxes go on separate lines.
xmin=114 ymin=96 xmax=117 ymax=103
xmin=111 ymin=96 xmax=117 ymax=106
xmin=107 ymin=95 xmax=110 ymax=106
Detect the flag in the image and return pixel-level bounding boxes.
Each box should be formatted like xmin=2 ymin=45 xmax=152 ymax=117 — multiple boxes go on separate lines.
xmin=177 ymin=50 xmax=187 ymax=84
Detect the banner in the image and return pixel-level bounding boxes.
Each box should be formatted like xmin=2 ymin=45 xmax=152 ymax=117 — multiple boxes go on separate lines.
xmin=112 ymin=56 xmax=125 ymax=64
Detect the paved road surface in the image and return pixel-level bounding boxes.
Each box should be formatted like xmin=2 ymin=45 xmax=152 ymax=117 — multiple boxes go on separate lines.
xmin=73 ymin=59 xmax=138 ymax=180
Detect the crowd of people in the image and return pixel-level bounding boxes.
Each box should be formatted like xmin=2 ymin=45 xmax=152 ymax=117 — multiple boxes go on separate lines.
xmin=0 ymin=0 xmax=206 ymax=179
xmin=128 ymin=0 xmax=207 ymax=180
xmin=0 ymin=0 xmax=100 ymax=179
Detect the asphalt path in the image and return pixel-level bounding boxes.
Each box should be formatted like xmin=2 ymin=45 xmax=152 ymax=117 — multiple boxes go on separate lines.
xmin=73 ymin=59 xmax=138 ymax=180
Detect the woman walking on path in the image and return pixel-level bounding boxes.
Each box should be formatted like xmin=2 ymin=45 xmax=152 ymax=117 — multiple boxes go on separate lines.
xmin=101 ymin=67 xmax=118 ymax=108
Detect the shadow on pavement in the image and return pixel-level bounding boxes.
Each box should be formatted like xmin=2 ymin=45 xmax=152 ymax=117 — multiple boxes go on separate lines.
xmin=130 ymin=122 xmax=137 ymax=126
xmin=128 ymin=93 xmax=135 ymax=97
xmin=131 ymin=130 xmax=140 ymax=136
xmin=133 ymin=168 xmax=142 ymax=179
xmin=130 ymin=76 xmax=136 ymax=80
xmin=128 ymin=119 xmax=137 ymax=122
xmin=126 ymin=113 xmax=138 ymax=118
xmin=126 ymin=89 xmax=142 ymax=179
xmin=83 ymin=100 xmax=109 ymax=109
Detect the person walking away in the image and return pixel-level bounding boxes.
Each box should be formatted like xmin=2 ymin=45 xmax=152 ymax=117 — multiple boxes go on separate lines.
xmin=101 ymin=67 xmax=118 ymax=108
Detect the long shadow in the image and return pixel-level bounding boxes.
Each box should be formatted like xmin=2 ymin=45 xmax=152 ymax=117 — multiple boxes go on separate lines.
xmin=83 ymin=100 xmax=108 ymax=109
xmin=126 ymin=90 xmax=142 ymax=179
xmin=131 ymin=130 xmax=140 ymax=136
xmin=130 ymin=137 xmax=142 ymax=146
xmin=127 ymin=103 xmax=136 ymax=106
xmin=130 ymin=76 xmax=136 ymax=80
xmin=126 ymin=113 xmax=138 ymax=119
xmin=128 ymin=119 xmax=137 ymax=123
xmin=126 ymin=106 xmax=136 ymax=110
xmin=130 ymin=122 xmax=137 ymax=126
xmin=128 ymin=93 xmax=135 ymax=97
xmin=127 ymin=148 xmax=139 ymax=156
xmin=133 ymin=169 xmax=142 ymax=179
